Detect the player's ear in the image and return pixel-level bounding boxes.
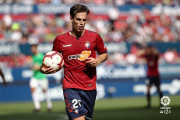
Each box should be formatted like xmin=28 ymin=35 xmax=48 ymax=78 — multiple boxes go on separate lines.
xmin=70 ymin=16 xmax=73 ymax=23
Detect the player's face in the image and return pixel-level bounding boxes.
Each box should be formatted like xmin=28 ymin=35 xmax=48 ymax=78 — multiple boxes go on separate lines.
xmin=31 ymin=46 xmax=38 ymax=54
xmin=71 ymin=12 xmax=87 ymax=32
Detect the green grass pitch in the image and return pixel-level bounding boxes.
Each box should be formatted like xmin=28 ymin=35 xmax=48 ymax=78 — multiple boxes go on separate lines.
xmin=0 ymin=95 xmax=179 ymax=120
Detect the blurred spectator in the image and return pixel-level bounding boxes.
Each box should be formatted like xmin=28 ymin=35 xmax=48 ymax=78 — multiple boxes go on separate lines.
xmin=2 ymin=14 xmax=12 ymax=29
xmin=126 ymin=53 xmax=137 ymax=64
xmin=164 ymin=49 xmax=180 ymax=64
xmin=35 ymin=0 xmax=51 ymax=4
xmin=51 ymin=0 xmax=62 ymax=4
xmin=21 ymin=0 xmax=35 ymax=5
xmin=108 ymin=5 xmax=119 ymax=29
xmin=94 ymin=17 xmax=109 ymax=35
xmin=10 ymin=23 xmax=22 ymax=42
xmin=115 ymin=0 xmax=125 ymax=5
xmin=164 ymin=49 xmax=175 ymax=64
xmin=112 ymin=52 xmax=125 ymax=65
xmin=93 ymin=0 xmax=106 ymax=5
xmin=107 ymin=28 xmax=123 ymax=42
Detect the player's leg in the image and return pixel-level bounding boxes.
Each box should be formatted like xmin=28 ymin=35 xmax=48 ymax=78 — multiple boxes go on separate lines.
xmin=80 ymin=89 xmax=96 ymax=120
xmin=74 ymin=116 xmax=85 ymax=120
xmin=63 ymin=89 xmax=88 ymax=120
xmin=40 ymin=79 xmax=52 ymax=111
xmin=155 ymin=76 xmax=163 ymax=106
xmin=146 ymin=85 xmax=151 ymax=107
xmin=30 ymin=78 xmax=41 ymax=111
xmin=145 ymin=77 xmax=152 ymax=108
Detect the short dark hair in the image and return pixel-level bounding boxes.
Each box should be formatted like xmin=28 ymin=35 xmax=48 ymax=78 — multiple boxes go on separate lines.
xmin=70 ymin=4 xmax=90 ymax=18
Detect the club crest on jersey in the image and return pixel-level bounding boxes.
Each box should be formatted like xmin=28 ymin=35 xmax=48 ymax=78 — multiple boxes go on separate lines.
xmin=85 ymin=41 xmax=90 ymax=49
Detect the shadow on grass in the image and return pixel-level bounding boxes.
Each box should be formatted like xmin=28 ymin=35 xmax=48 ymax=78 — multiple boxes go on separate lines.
xmin=93 ymin=105 xmax=180 ymax=120
xmin=0 ymin=111 xmax=68 ymax=120
xmin=0 ymin=105 xmax=179 ymax=120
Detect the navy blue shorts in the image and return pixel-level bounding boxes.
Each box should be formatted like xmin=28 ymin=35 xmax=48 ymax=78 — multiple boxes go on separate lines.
xmin=63 ymin=88 xmax=97 ymax=120
xmin=146 ymin=76 xmax=161 ymax=87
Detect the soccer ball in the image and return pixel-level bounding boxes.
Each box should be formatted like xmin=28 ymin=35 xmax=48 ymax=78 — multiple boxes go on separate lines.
xmin=43 ymin=51 xmax=64 ymax=71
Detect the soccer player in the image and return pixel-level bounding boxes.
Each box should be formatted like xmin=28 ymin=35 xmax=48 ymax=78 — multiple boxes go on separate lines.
xmin=30 ymin=44 xmax=52 ymax=112
xmin=40 ymin=4 xmax=108 ymax=120
xmin=0 ymin=68 xmax=7 ymax=86
xmin=137 ymin=45 xmax=163 ymax=108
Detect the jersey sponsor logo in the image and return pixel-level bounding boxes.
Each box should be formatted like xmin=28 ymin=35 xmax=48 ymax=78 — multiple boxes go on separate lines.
xmin=68 ymin=51 xmax=91 ymax=61
xmin=63 ymin=44 xmax=72 ymax=47
xmin=85 ymin=41 xmax=90 ymax=49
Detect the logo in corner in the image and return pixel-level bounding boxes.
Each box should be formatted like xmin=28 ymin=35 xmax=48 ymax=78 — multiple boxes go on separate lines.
xmin=161 ymin=96 xmax=170 ymax=106
xmin=85 ymin=41 xmax=90 ymax=49
xmin=160 ymin=96 xmax=171 ymax=114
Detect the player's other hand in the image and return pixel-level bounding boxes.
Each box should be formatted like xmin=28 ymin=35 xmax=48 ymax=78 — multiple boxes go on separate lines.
xmin=40 ymin=63 xmax=57 ymax=74
xmin=85 ymin=57 xmax=100 ymax=67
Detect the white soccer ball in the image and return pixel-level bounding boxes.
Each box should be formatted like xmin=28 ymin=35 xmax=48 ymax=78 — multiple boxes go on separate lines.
xmin=43 ymin=51 xmax=64 ymax=71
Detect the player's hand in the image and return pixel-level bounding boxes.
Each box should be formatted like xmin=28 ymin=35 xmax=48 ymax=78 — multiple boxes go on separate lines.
xmin=85 ymin=57 xmax=100 ymax=67
xmin=40 ymin=63 xmax=57 ymax=74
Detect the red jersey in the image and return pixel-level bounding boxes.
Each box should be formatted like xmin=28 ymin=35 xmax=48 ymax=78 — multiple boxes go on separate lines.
xmin=52 ymin=30 xmax=107 ymax=90
xmin=144 ymin=54 xmax=159 ymax=76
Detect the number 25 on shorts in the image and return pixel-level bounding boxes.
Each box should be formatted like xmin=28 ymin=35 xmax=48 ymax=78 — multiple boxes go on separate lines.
xmin=72 ymin=99 xmax=81 ymax=109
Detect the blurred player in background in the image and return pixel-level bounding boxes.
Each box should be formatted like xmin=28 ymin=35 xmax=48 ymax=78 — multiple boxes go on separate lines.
xmin=30 ymin=44 xmax=52 ymax=112
xmin=137 ymin=45 xmax=163 ymax=108
xmin=0 ymin=68 xmax=7 ymax=86
xmin=40 ymin=4 xmax=108 ymax=120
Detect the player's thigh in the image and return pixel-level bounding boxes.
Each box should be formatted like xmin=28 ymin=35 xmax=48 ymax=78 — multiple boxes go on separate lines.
xmin=63 ymin=89 xmax=88 ymax=120
xmin=80 ymin=90 xmax=97 ymax=120
xmin=145 ymin=77 xmax=153 ymax=87
xmin=154 ymin=76 xmax=161 ymax=88
xmin=39 ymin=79 xmax=49 ymax=90
xmin=30 ymin=78 xmax=38 ymax=89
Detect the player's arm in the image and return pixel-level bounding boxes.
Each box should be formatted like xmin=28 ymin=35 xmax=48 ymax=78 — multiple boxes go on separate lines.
xmin=86 ymin=53 xmax=108 ymax=67
xmin=0 ymin=68 xmax=7 ymax=86
xmin=86 ymin=34 xmax=108 ymax=67
xmin=152 ymin=47 xmax=159 ymax=55
xmin=152 ymin=47 xmax=160 ymax=61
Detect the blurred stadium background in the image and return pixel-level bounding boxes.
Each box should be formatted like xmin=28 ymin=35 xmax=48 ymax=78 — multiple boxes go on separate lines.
xmin=0 ymin=0 xmax=180 ymax=120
